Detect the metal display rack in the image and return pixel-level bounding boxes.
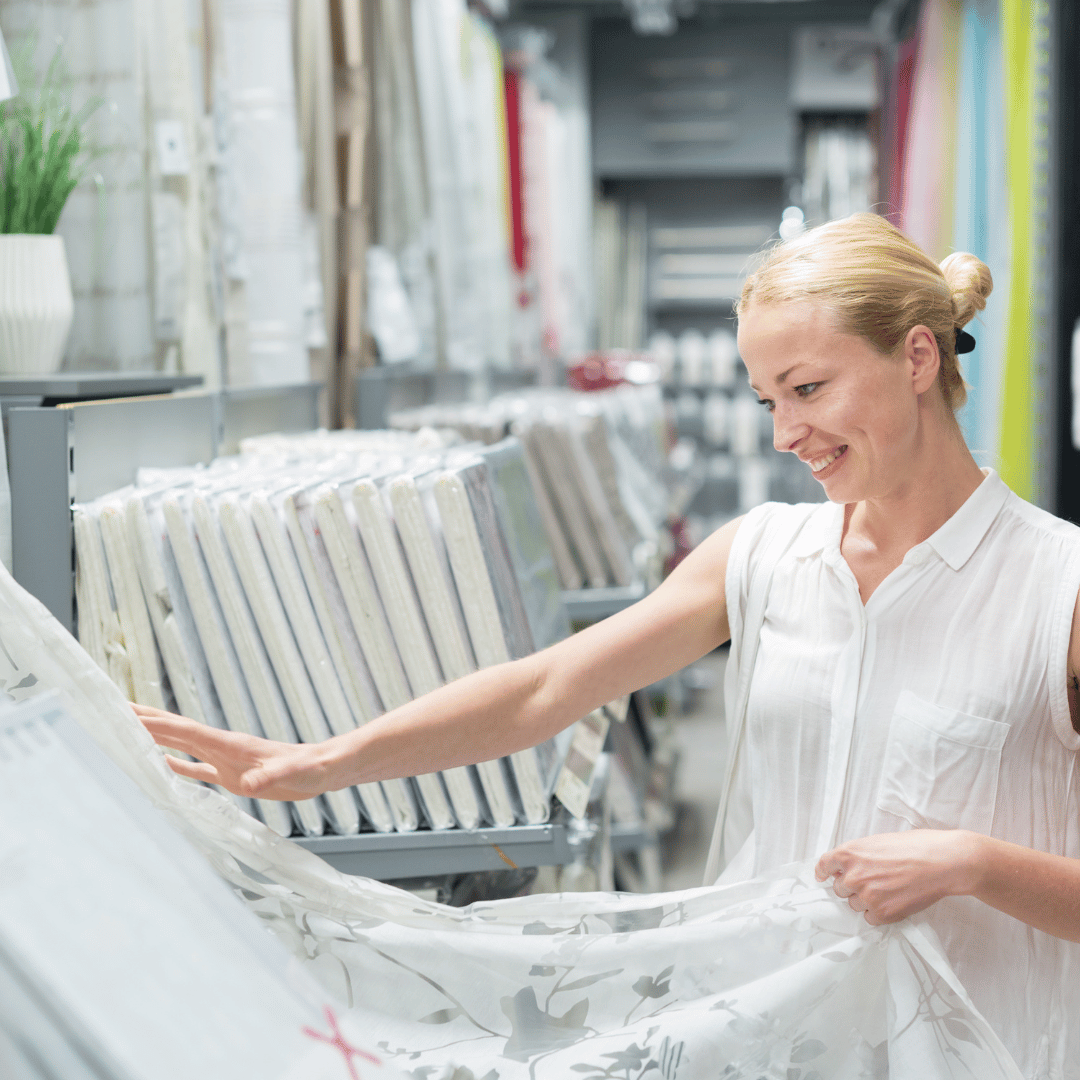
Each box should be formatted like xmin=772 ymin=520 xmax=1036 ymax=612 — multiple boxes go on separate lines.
xmin=295 ymin=824 xmax=571 ymax=880
xmin=562 ymin=582 xmax=648 ymax=622
xmin=3 ymin=380 xmax=575 ymax=882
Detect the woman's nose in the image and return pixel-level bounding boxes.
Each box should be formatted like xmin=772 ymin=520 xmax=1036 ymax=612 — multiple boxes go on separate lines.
xmin=772 ymin=406 xmax=810 ymax=454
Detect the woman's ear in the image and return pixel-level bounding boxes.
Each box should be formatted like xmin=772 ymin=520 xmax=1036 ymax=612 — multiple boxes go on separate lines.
xmin=905 ymin=325 xmax=941 ymax=396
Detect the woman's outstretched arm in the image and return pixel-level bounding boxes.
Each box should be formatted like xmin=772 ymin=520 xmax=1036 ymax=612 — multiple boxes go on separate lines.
xmin=137 ymin=515 xmax=745 ymax=801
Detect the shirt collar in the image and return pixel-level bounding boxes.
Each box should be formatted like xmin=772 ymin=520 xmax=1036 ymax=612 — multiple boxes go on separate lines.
xmin=790 ymin=500 xmax=843 ymax=559
xmin=921 ymin=468 xmax=1010 ymax=571
xmin=786 ymin=468 xmax=1010 ymax=571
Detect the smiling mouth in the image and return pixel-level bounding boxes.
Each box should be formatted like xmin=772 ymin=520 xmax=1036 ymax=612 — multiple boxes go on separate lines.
xmin=808 ymin=446 xmax=847 ymax=473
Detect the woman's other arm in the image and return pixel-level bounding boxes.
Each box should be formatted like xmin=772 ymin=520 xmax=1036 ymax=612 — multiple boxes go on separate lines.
xmin=815 ymin=582 xmax=1080 ymax=943
xmin=137 ymin=515 xmax=745 ymax=800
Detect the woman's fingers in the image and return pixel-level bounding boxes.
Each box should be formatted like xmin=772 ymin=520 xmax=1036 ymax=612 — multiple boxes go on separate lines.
xmin=163 ymin=756 xmax=220 ymax=784
xmin=130 ymin=699 xmax=326 ymax=801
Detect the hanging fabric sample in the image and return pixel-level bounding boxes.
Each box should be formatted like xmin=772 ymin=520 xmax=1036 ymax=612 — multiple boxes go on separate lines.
xmin=140 ymin=0 xmax=220 ymax=384
xmin=371 ymin=0 xmax=437 ymax=364
xmin=211 ymin=0 xmax=309 ymax=385
xmin=900 ymin=0 xmax=963 ymax=260
xmin=0 ymin=571 xmax=1025 ymax=1079
xmin=951 ymin=0 xmax=1010 ymax=468
xmin=411 ymin=0 xmax=484 ymax=369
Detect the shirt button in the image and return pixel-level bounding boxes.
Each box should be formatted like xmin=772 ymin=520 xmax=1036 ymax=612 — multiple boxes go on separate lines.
xmin=907 ymin=547 xmax=929 ymax=565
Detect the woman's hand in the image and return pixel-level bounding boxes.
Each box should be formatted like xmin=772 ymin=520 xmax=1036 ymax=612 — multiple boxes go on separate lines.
xmin=815 ymin=830 xmax=984 ymax=925
xmin=133 ymin=704 xmax=337 ymax=801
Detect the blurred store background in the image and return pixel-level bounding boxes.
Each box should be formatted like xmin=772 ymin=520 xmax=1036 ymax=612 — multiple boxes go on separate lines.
xmin=0 ymin=0 xmax=1071 ymax=518
xmin=0 ymin=0 xmax=1074 ymax=890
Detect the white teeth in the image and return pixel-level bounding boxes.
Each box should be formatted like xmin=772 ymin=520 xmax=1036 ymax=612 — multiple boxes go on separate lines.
xmin=809 ymin=446 xmax=846 ymax=473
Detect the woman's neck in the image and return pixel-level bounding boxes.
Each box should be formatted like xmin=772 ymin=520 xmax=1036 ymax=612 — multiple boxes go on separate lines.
xmin=844 ymin=415 xmax=985 ymax=563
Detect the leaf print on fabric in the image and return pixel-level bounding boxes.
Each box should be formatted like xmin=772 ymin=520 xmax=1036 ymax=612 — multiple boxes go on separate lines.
xmin=417 ymin=1008 xmax=463 ymax=1025
xmin=789 ymin=1038 xmax=826 ymax=1062
xmin=944 ymin=1017 xmax=981 ymax=1046
xmin=553 ymin=970 xmax=624 ymax=995
xmin=631 ymin=966 xmax=674 ymax=1000
xmin=500 ymin=987 xmax=591 ymax=1061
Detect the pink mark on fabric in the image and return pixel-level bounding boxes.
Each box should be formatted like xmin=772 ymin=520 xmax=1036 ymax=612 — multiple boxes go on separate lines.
xmin=302 ymin=1006 xmax=381 ymax=1080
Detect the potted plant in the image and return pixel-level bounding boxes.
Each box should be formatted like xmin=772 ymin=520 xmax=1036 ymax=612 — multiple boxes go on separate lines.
xmin=0 ymin=42 xmax=98 ymax=374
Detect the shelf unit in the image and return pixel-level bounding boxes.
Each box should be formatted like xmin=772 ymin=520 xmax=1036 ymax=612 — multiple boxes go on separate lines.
xmin=2 ymin=380 xmax=583 ymax=883
xmin=562 ymin=582 xmax=647 ymax=622
xmin=294 ymin=824 xmax=571 ymax=880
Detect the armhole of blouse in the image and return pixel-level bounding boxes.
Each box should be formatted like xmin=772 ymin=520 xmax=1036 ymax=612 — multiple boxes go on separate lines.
xmin=724 ymin=503 xmax=772 ymax=650
xmin=1049 ymin=543 xmax=1080 ymax=751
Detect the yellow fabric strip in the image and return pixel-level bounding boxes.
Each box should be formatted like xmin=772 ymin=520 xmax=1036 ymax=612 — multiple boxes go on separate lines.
xmin=998 ymin=0 xmax=1037 ymax=497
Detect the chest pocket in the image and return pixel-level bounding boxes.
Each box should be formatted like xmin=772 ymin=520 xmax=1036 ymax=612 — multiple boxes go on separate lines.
xmin=876 ymin=691 xmax=1009 ymax=833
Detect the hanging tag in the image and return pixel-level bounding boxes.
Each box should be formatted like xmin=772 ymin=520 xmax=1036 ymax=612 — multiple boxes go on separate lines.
xmin=155 ymin=120 xmax=191 ymax=176
xmin=554 ymin=709 xmax=610 ymax=819
xmin=603 ymin=694 xmax=630 ymax=723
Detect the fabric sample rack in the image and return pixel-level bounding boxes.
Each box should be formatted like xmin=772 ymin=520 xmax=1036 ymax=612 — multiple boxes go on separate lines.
xmin=4 ymin=385 xmax=577 ymax=880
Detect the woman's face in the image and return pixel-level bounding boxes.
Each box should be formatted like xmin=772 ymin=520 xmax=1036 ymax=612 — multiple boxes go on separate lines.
xmin=737 ymin=300 xmax=930 ymax=505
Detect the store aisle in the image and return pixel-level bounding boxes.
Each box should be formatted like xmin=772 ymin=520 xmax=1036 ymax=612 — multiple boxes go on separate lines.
xmin=662 ymin=649 xmax=728 ymax=892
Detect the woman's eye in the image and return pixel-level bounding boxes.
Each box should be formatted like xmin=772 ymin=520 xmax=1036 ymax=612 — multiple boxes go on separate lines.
xmin=757 ymin=398 xmax=775 ymax=412
xmin=794 ymin=382 xmax=820 ymax=397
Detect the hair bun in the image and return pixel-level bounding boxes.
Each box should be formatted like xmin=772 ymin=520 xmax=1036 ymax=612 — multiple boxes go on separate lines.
xmin=939 ymin=251 xmax=993 ymax=328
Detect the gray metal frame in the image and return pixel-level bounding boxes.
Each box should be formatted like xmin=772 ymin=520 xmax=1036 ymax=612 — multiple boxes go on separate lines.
xmin=294 ymin=824 xmax=571 ymax=879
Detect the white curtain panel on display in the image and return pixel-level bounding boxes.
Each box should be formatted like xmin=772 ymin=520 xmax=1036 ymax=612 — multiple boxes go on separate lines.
xmin=366 ymin=246 xmax=423 ymax=364
xmin=215 ymin=0 xmax=308 ymax=385
xmin=411 ymin=0 xmax=487 ymax=370
xmin=0 ymin=563 xmax=1023 ymax=1079
xmin=371 ymin=0 xmax=438 ymax=364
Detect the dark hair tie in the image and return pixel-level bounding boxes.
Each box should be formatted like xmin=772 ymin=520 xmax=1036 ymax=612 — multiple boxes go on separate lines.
xmin=955 ymin=327 xmax=976 ymax=354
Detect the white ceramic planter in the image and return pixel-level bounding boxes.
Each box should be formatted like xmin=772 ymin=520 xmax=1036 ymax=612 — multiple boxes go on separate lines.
xmin=0 ymin=234 xmax=74 ymax=374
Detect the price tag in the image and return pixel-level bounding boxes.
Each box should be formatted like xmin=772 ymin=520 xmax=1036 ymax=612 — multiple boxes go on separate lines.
xmin=554 ymin=708 xmax=610 ymax=819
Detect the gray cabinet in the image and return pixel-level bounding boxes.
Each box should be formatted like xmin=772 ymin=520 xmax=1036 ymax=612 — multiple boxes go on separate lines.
xmin=592 ymin=23 xmax=794 ymax=178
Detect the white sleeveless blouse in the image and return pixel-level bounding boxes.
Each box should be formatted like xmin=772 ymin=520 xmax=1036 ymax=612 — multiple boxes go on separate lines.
xmin=723 ymin=470 xmax=1080 ymax=1078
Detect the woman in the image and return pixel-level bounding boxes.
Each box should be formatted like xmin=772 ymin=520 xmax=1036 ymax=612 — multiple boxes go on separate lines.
xmin=139 ymin=214 xmax=1080 ymax=1075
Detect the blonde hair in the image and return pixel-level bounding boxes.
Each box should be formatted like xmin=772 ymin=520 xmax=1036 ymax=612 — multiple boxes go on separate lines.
xmin=736 ymin=213 xmax=993 ymax=412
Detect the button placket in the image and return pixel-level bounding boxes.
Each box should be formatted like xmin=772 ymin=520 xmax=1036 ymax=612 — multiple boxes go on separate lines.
xmin=815 ymin=561 xmax=869 ymax=854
